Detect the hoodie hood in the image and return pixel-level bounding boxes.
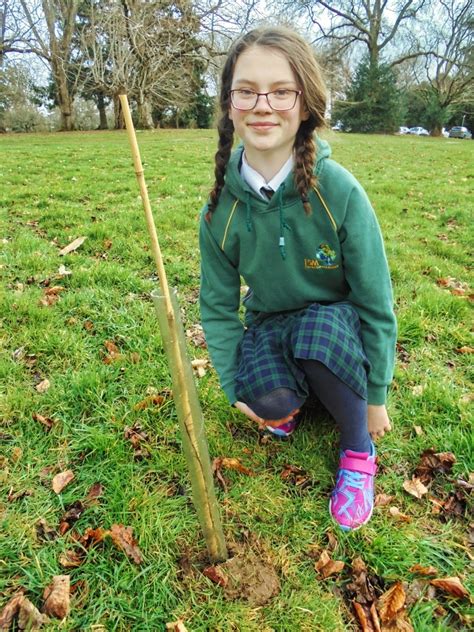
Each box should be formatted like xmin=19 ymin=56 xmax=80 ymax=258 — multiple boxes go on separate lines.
xmin=225 ymin=136 xmax=332 ymax=204
xmin=223 ymin=136 xmax=332 ymax=258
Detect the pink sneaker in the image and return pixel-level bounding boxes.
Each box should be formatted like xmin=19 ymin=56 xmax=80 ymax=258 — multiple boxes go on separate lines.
xmin=265 ymin=410 xmax=300 ymax=438
xmin=329 ymin=443 xmax=377 ymax=531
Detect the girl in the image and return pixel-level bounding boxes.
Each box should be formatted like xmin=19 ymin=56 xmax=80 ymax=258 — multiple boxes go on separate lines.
xmin=199 ymin=27 xmax=397 ymax=531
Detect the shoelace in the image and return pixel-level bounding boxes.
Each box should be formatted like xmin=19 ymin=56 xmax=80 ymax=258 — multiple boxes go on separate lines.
xmin=334 ymin=469 xmax=371 ymax=518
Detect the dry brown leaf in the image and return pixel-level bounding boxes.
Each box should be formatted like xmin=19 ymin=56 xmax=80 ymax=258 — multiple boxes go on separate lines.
xmin=165 ymin=620 xmax=188 ymax=632
xmin=456 ymin=346 xmax=474 ymax=354
xmin=413 ymin=425 xmax=423 ymax=436
xmin=375 ymin=493 xmax=393 ymax=507
xmin=52 ymin=470 xmax=75 ymax=494
xmin=314 ymin=549 xmax=345 ymax=579
xmin=409 ymin=564 xmax=438 ymax=576
xmin=191 ymin=357 xmax=209 ymax=377
xmin=203 ymin=565 xmax=228 ymax=587
xmin=18 ymin=597 xmax=48 ymax=629
xmin=213 ymin=457 xmax=255 ymax=477
xmin=84 ymin=482 xmax=103 ymax=505
xmin=0 ymin=593 xmax=24 ymax=629
xmin=430 ymin=576 xmax=470 ymax=599
xmin=35 ymin=379 xmax=51 ymax=393
xmin=134 ymin=395 xmax=165 ymax=411
xmin=353 ymin=601 xmax=376 ymax=632
xmin=381 ymin=610 xmax=414 ymax=631
xmin=109 ymin=524 xmax=143 ymax=564
xmin=36 ymin=519 xmax=58 ymax=542
xmin=58 ymin=236 xmax=86 ymax=256
xmin=42 ymin=575 xmax=70 ymax=619
xmin=388 ymin=507 xmax=411 ymax=522
xmin=32 ymin=413 xmax=54 ymax=431
xmin=377 ymin=581 xmax=406 ymax=623
xmin=102 ymin=340 xmax=123 ymax=364
xmin=414 ymin=449 xmax=456 ymax=484
xmin=59 ymin=550 xmax=84 ymax=568
xmin=186 ymin=324 xmax=207 ymax=348
xmin=403 ymin=477 xmax=428 ymax=499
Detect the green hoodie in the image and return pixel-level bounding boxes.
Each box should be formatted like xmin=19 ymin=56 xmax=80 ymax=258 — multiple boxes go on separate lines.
xmin=199 ymin=138 xmax=396 ymax=406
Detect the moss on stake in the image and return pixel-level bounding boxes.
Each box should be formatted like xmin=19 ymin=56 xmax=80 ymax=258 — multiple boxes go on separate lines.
xmin=119 ymin=94 xmax=227 ymax=563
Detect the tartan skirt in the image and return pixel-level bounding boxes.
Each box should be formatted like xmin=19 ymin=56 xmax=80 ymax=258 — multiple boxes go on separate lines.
xmin=234 ymin=301 xmax=370 ymax=404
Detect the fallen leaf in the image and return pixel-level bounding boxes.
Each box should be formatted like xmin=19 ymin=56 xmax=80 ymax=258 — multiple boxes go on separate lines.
xmin=414 ymin=448 xmax=456 ymax=484
xmin=7 ymin=488 xmax=32 ymax=502
xmin=102 ymin=340 xmax=123 ymax=364
xmin=430 ymin=576 xmax=470 ymax=599
xmin=36 ymin=519 xmax=58 ymax=542
xmin=58 ymin=236 xmax=86 ymax=256
xmin=186 ymin=324 xmax=207 ymax=348
xmin=134 ymin=395 xmax=165 ymax=411
xmin=353 ymin=601 xmax=381 ymax=632
xmin=129 ymin=352 xmax=140 ymax=364
xmin=375 ymin=493 xmax=393 ymax=507
xmin=388 ymin=507 xmax=411 ymax=522
xmin=213 ymin=457 xmax=255 ymax=477
xmin=109 ymin=524 xmax=143 ymax=564
xmin=280 ymin=464 xmax=312 ymax=489
xmin=18 ymin=597 xmax=48 ymax=629
xmin=166 ymin=620 xmax=189 ymax=632
xmin=456 ymin=346 xmax=474 ymax=354
xmin=52 ymin=470 xmax=75 ymax=494
xmin=403 ymin=477 xmax=428 ymax=499
xmin=103 ymin=238 xmax=112 ymax=250
xmin=84 ymin=482 xmax=104 ymax=505
xmin=57 ymin=264 xmax=72 ymax=277
xmin=314 ymin=549 xmax=345 ymax=579
xmin=377 ymin=581 xmax=406 ymax=623
xmin=59 ymin=550 xmax=84 ymax=568
xmin=124 ymin=424 xmax=151 ymax=460
xmin=346 ymin=557 xmax=380 ymax=604
xmin=59 ymin=500 xmax=84 ymax=533
xmin=413 ymin=425 xmax=423 ymax=436
xmin=0 ymin=593 xmax=24 ymax=629
xmin=203 ymin=565 xmax=228 ymax=587
xmin=411 ymin=384 xmax=424 ymax=396
xmin=32 ymin=412 xmax=54 ymax=431
xmin=409 ymin=564 xmax=438 ymax=576
xmin=35 ymin=379 xmax=51 ymax=393
xmin=42 ymin=575 xmax=70 ymax=619
xmin=11 ymin=446 xmax=22 ymax=462
xmin=191 ymin=357 xmax=209 ymax=377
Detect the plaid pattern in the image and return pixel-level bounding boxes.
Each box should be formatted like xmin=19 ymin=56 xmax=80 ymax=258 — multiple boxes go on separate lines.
xmin=235 ymin=302 xmax=370 ymax=403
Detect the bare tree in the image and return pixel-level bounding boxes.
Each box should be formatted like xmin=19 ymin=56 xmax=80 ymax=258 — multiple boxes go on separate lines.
xmin=12 ymin=0 xmax=81 ymax=130
xmin=83 ymin=0 xmax=206 ymax=129
xmin=402 ymin=0 xmax=473 ymax=134
xmin=279 ymin=0 xmax=429 ymax=68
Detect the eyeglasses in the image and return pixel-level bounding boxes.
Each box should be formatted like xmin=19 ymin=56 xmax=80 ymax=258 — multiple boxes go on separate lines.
xmin=230 ymin=89 xmax=302 ymax=111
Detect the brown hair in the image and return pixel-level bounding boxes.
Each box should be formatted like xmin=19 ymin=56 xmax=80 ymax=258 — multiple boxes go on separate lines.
xmin=207 ymin=26 xmax=327 ymax=219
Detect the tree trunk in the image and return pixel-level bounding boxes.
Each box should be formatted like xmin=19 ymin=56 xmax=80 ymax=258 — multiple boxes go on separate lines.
xmin=136 ymin=95 xmax=154 ymax=129
xmin=52 ymin=59 xmax=75 ymax=131
xmin=97 ymin=92 xmax=108 ymax=129
xmin=113 ymin=94 xmax=124 ymax=129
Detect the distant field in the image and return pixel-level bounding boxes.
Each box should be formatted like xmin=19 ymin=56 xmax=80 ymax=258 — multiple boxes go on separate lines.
xmin=0 ymin=130 xmax=472 ymax=631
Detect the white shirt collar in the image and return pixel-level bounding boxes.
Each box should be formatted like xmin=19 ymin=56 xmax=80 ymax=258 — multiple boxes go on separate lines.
xmin=240 ymin=153 xmax=294 ymax=199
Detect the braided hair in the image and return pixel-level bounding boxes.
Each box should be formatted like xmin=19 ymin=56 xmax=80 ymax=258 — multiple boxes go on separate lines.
xmin=207 ymin=27 xmax=327 ymax=220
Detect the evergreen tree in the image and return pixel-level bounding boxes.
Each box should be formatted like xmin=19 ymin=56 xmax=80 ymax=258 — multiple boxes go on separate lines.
xmin=333 ymin=59 xmax=404 ymax=133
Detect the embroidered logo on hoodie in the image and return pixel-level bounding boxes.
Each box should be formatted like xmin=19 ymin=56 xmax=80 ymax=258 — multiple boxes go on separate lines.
xmin=305 ymin=243 xmax=339 ymax=269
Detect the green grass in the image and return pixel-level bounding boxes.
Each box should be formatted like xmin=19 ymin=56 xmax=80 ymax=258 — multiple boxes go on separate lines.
xmin=1 ymin=130 xmax=473 ymax=631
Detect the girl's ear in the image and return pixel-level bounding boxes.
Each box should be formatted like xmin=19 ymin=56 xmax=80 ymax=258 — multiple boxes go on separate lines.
xmin=300 ymin=103 xmax=310 ymax=122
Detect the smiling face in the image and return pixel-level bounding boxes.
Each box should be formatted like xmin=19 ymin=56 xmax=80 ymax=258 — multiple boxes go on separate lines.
xmin=229 ymin=45 xmax=309 ymax=178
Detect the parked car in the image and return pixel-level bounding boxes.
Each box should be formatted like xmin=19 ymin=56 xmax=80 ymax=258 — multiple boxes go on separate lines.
xmin=408 ymin=126 xmax=430 ymax=136
xmin=331 ymin=120 xmax=343 ymax=132
xmin=448 ymin=126 xmax=472 ymax=139
xmin=398 ymin=126 xmax=409 ymax=134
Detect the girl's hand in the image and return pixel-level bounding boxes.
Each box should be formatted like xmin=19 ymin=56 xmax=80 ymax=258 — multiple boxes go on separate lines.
xmin=368 ymin=404 xmax=392 ymax=440
xmin=234 ymin=401 xmax=264 ymax=424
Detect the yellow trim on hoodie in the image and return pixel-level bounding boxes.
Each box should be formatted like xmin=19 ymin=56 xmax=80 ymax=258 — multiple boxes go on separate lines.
xmin=313 ymin=187 xmax=337 ymax=232
xmin=221 ymin=199 xmax=239 ymax=250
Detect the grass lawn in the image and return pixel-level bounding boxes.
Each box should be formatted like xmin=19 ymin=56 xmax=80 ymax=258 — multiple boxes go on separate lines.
xmin=0 ymin=129 xmax=472 ymax=631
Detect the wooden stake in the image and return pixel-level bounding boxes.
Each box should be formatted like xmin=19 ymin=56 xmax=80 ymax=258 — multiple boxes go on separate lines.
xmin=119 ymin=94 xmax=227 ymax=562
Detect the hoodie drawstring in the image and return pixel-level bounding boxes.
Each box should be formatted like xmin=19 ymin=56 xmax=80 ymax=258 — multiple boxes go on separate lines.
xmin=245 ymin=191 xmax=252 ymax=232
xmin=277 ymin=183 xmax=289 ymax=260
